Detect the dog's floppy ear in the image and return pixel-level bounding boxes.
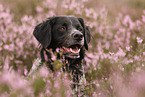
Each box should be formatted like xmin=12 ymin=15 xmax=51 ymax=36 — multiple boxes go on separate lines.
xmin=78 ymin=18 xmax=91 ymax=50
xmin=33 ymin=20 xmax=52 ymax=48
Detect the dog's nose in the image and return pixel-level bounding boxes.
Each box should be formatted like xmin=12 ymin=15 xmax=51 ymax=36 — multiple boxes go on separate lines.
xmin=72 ymin=32 xmax=83 ymax=41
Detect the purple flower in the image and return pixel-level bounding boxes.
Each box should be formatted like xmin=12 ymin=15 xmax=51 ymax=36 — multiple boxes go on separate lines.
xmin=136 ymin=37 xmax=143 ymax=44
xmin=126 ymin=46 xmax=131 ymax=51
xmin=142 ymin=15 xmax=145 ymax=22
xmin=143 ymin=52 xmax=145 ymax=56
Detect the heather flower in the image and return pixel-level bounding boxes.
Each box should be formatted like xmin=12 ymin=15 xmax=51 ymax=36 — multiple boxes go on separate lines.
xmin=36 ymin=6 xmax=43 ymax=13
xmin=24 ymin=68 xmax=28 ymax=76
xmin=14 ymin=60 xmax=22 ymax=64
xmin=129 ymin=59 xmax=134 ymax=63
xmin=39 ymin=66 xmax=49 ymax=78
xmin=142 ymin=15 xmax=145 ymax=22
xmin=109 ymin=52 xmax=114 ymax=55
xmin=116 ymin=48 xmax=126 ymax=57
xmin=123 ymin=15 xmax=135 ymax=29
xmin=136 ymin=20 xmax=142 ymax=26
xmin=126 ymin=46 xmax=131 ymax=51
xmin=0 ymin=70 xmax=33 ymax=96
xmin=143 ymin=52 xmax=145 ymax=56
xmin=121 ymin=68 xmax=124 ymax=71
xmin=134 ymin=55 xmax=140 ymax=61
xmin=143 ymin=10 xmax=145 ymax=14
xmin=82 ymin=0 xmax=88 ymax=2
xmin=3 ymin=45 xmax=9 ymax=50
xmin=96 ymin=83 xmax=100 ymax=87
xmin=137 ymin=37 xmax=143 ymax=44
xmin=42 ymin=0 xmax=57 ymax=9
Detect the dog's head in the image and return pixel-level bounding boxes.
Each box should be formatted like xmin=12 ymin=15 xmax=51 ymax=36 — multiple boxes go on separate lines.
xmin=33 ymin=16 xmax=91 ymax=59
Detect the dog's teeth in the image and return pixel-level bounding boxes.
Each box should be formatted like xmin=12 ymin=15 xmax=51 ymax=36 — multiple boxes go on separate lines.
xmin=70 ymin=48 xmax=73 ymax=52
xmin=78 ymin=49 xmax=80 ymax=53
xmin=70 ymin=48 xmax=80 ymax=53
xmin=75 ymin=49 xmax=80 ymax=53
xmin=62 ymin=46 xmax=65 ymax=49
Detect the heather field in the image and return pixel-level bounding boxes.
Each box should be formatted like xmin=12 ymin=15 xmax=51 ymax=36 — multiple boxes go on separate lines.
xmin=0 ymin=0 xmax=145 ymax=97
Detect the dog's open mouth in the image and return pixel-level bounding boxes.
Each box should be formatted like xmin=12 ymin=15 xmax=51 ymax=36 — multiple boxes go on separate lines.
xmin=59 ymin=44 xmax=82 ymax=59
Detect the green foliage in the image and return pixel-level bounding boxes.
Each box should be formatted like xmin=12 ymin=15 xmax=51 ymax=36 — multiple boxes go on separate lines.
xmin=32 ymin=77 xmax=46 ymax=96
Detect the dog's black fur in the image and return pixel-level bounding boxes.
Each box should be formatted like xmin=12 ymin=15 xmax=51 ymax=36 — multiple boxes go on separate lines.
xmin=33 ymin=16 xmax=91 ymax=88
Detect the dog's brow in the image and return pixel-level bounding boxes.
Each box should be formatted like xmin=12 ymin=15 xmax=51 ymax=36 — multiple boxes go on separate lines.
xmin=72 ymin=23 xmax=81 ymax=28
xmin=57 ymin=21 xmax=71 ymax=26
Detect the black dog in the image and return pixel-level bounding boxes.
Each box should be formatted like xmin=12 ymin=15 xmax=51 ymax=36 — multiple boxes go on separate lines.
xmin=33 ymin=16 xmax=91 ymax=88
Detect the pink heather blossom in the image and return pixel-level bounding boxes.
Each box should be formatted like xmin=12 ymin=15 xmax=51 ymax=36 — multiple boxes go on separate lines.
xmin=82 ymin=0 xmax=88 ymax=2
xmin=96 ymin=83 xmax=100 ymax=87
xmin=123 ymin=15 xmax=130 ymax=27
xmin=24 ymin=69 xmax=28 ymax=75
xmin=123 ymin=15 xmax=135 ymax=29
xmin=3 ymin=60 xmax=9 ymax=70
xmin=14 ymin=60 xmax=22 ymax=64
xmin=42 ymin=0 xmax=57 ymax=9
xmin=129 ymin=59 xmax=134 ymax=63
xmin=9 ymin=55 xmax=14 ymax=60
xmin=142 ymin=15 xmax=145 ymax=22
xmin=47 ymin=11 xmax=56 ymax=17
xmin=21 ymin=15 xmax=29 ymax=22
xmin=109 ymin=52 xmax=114 ymax=55
xmin=87 ymin=53 xmax=94 ymax=58
xmin=116 ymin=48 xmax=126 ymax=57
xmin=0 ymin=71 xmax=33 ymax=95
xmin=0 ymin=42 xmax=3 ymax=46
xmin=0 ymin=47 xmax=2 ymax=51
xmin=143 ymin=10 xmax=145 ymax=14
xmin=62 ymin=0 xmax=79 ymax=10
xmin=36 ymin=6 xmax=43 ymax=12
xmin=136 ymin=20 xmax=142 ymax=26
xmin=143 ymin=52 xmax=145 ymax=56
xmin=121 ymin=68 xmax=124 ymax=71
xmin=129 ymin=21 xmax=135 ymax=30
xmin=105 ymin=78 xmax=108 ymax=80
xmin=126 ymin=46 xmax=130 ymax=51
xmin=134 ymin=56 xmax=140 ymax=61
xmin=136 ymin=37 xmax=143 ymax=44
xmin=39 ymin=67 xmax=49 ymax=77
xmin=84 ymin=57 xmax=91 ymax=65
xmin=0 ymin=92 xmax=9 ymax=97
xmin=0 ymin=4 xmax=4 ymax=11
xmin=85 ymin=8 xmax=93 ymax=17
xmin=126 ymin=32 xmax=131 ymax=45
xmin=3 ymin=45 xmax=9 ymax=50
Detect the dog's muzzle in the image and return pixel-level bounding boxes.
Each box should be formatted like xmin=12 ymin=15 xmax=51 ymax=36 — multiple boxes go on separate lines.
xmin=61 ymin=45 xmax=81 ymax=59
xmin=56 ymin=44 xmax=82 ymax=59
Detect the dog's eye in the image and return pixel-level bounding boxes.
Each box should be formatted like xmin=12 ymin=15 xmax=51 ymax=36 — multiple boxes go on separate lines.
xmin=78 ymin=28 xmax=83 ymax=32
xmin=59 ymin=26 xmax=66 ymax=31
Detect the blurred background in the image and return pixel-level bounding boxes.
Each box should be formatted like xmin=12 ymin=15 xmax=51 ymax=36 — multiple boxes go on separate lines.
xmin=1 ymin=0 xmax=145 ymax=21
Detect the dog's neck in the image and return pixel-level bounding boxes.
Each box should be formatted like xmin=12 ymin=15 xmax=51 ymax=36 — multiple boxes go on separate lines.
xmin=40 ymin=47 xmax=85 ymax=88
